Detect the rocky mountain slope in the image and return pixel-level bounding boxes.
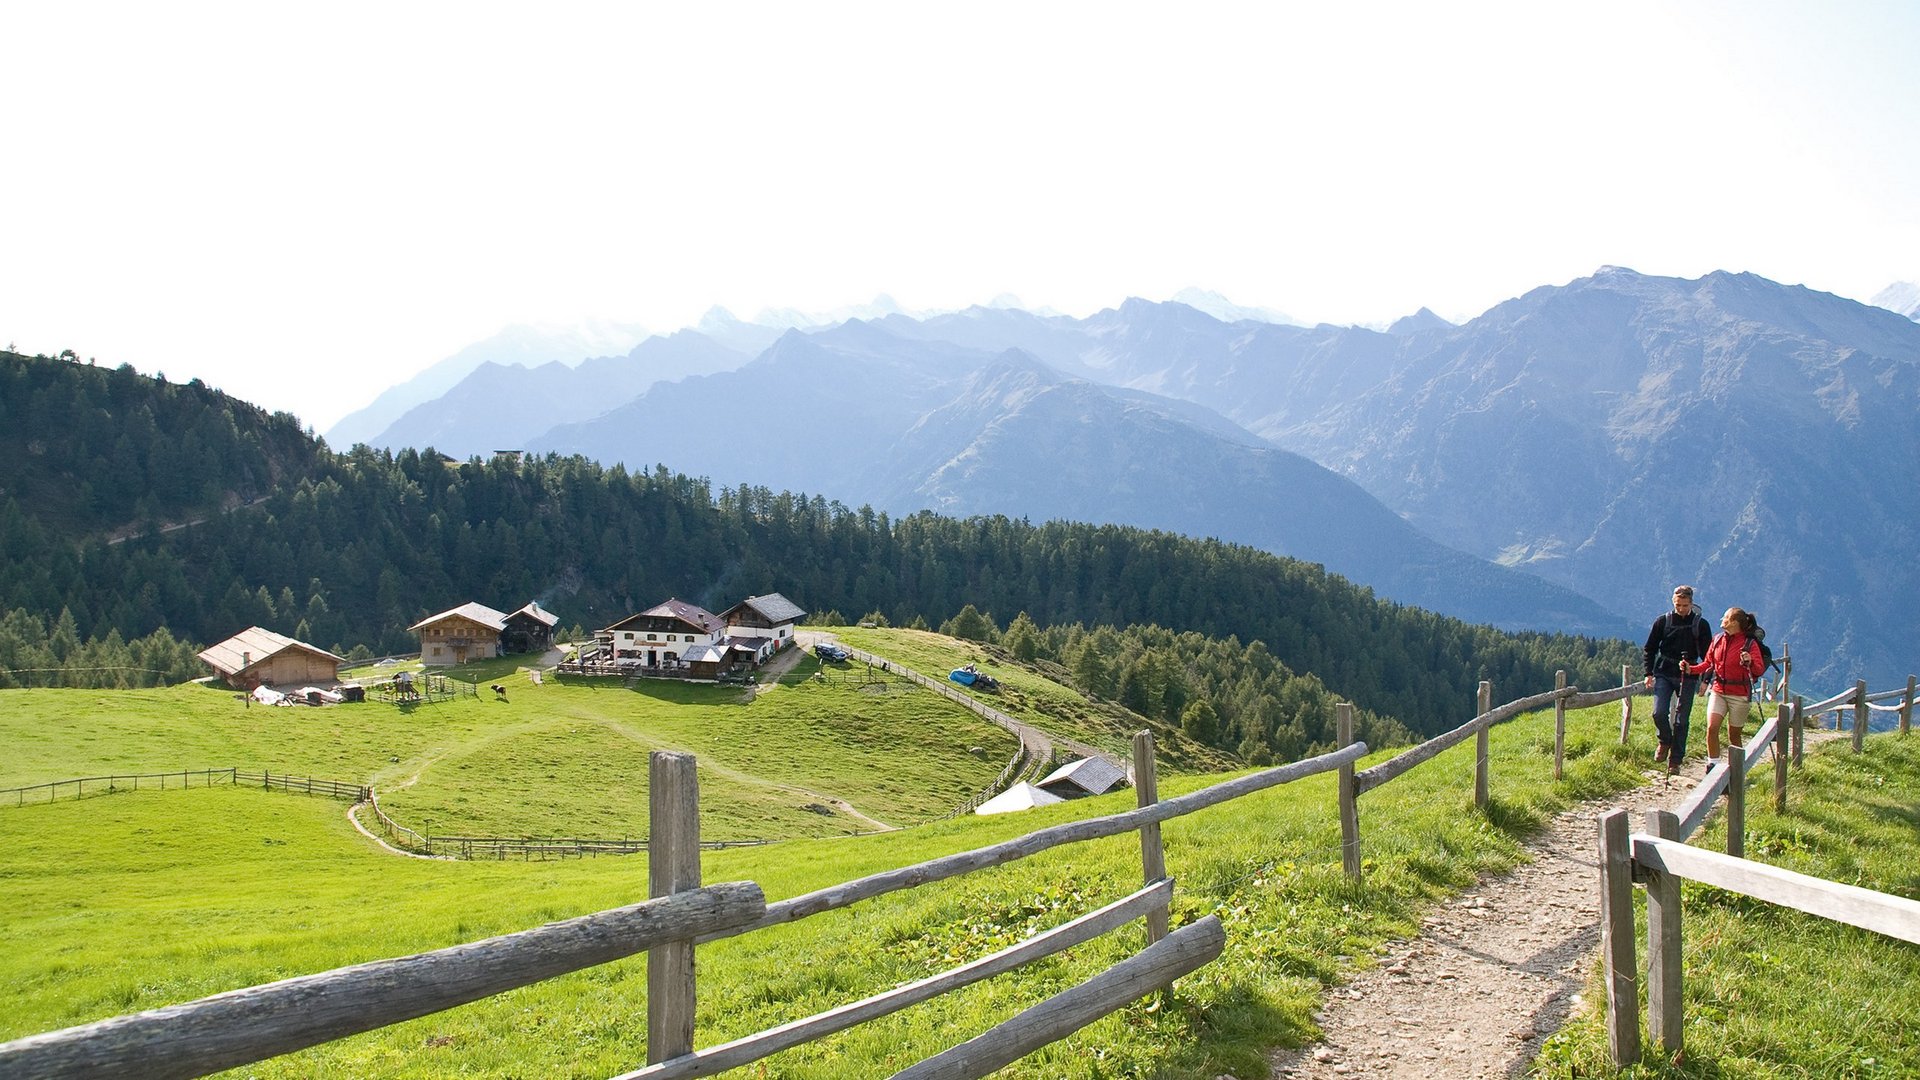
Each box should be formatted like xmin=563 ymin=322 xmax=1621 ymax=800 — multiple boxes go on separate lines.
xmin=345 ymin=269 xmax=1919 ymax=682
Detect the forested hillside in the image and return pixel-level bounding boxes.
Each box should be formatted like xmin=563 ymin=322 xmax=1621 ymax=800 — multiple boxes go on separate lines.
xmin=0 ymin=350 xmax=324 ymax=535
xmin=0 ymin=350 xmax=1633 ymax=747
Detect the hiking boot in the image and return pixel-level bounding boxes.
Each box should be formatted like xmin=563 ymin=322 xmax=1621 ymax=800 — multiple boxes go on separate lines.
xmin=1667 ymin=761 xmax=1682 ymax=776
xmin=1655 ymin=742 xmax=1670 ymax=763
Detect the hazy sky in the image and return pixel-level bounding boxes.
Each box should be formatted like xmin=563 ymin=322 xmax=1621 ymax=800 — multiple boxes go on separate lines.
xmin=5 ymin=1 xmax=1917 ymax=431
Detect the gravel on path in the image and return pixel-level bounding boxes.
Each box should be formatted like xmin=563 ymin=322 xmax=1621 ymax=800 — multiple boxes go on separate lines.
xmin=1266 ymin=749 xmax=1752 ymax=1079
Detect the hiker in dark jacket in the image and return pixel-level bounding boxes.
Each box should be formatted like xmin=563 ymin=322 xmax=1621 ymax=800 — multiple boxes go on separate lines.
xmin=1643 ymin=585 xmax=1713 ymax=774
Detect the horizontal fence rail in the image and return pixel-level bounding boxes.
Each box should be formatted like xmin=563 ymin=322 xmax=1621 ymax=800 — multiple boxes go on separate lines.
xmin=1603 ymin=799 xmax=1920 ymax=1065
xmin=0 ymin=883 xmax=767 ymax=1080
xmin=889 ymin=915 xmax=1228 ymax=1080
xmin=11 ymin=657 xmax=1903 ymax=1078
xmin=1354 ymin=685 xmax=1576 ymax=795
xmin=4 ymin=769 xmax=367 ymax=807
xmin=2 ymin=768 xmax=238 ymax=805
xmin=1633 ymin=833 xmax=1920 ymax=945
xmin=706 ymin=740 xmax=1368 ymax=943
xmin=622 ymin=879 xmax=1177 ymax=1080
xmin=238 ymin=771 xmax=369 ymax=802
xmin=1600 ymin=671 xmax=1919 ymax=1065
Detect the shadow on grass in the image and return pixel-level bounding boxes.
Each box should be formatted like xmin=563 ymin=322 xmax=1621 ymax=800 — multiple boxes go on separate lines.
xmin=623 ymin=679 xmax=751 ymax=706
xmin=1163 ymin=977 xmax=1318 ymax=1079
xmin=438 ymin=652 xmax=549 ymax=683
xmin=1482 ymin=794 xmax=1548 ymax=836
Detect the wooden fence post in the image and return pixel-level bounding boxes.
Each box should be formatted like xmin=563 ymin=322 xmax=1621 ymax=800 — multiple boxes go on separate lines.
xmin=1901 ymin=675 xmax=1915 ymax=736
xmin=1474 ymin=680 xmax=1491 ymax=810
xmin=1645 ymin=809 xmax=1683 ymax=1058
xmin=1620 ymin=663 xmax=1634 ymax=745
xmin=1779 ymin=645 xmax=1791 ymax=706
xmin=1773 ymin=697 xmax=1789 ymax=813
xmin=1553 ymin=670 xmax=1568 ymax=780
xmin=1599 ymin=809 xmax=1639 ymax=1065
xmin=1792 ymin=694 xmax=1805 ymax=768
xmin=1337 ymin=703 xmax=1360 ymax=881
xmin=1131 ymin=732 xmax=1168 ymax=945
xmin=1726 ymin=731 xmax=1745 ymax=859
xmin=648 ymin=751 xmax=701 ymax=1064
xmin=1854 ymin=679 xmax=1868 ymax=752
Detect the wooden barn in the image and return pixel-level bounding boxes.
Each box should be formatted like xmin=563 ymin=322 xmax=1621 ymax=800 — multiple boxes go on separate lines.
xmin=409 ymin=602 xmax=509 ymax=667
xmin=502 ymin=601 xmax=559 ymax=654
xmin=717 ymin=592 xmax=807 ymax=662
xmin=198 ymin=627 xmax=345 ymax=690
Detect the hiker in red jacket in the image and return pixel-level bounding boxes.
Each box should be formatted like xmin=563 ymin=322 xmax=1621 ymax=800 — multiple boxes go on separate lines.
xmin=1681 ymin=607 xmax=1766 ymax=768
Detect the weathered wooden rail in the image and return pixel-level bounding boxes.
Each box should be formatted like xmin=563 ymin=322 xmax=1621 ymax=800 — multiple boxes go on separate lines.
xmin=1338 ymin=671 xmax=1645 ymax=879
xmin=1598 ymin=674 xmax=1919 ymax=1065
xmin=2 ymin=768 xmax=368 ymax=807
xmin=15 ymin=655 xmax=1893 ymax=1075
xmin=0 ymin=740 xmax=1360 ymax=1078
xmin=0 ymin=880 xmax=767 ymax=1080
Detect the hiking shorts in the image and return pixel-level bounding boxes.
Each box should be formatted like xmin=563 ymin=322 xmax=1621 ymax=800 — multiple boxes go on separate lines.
xmin=1706 ymin=690 xmax=1752 ymax=728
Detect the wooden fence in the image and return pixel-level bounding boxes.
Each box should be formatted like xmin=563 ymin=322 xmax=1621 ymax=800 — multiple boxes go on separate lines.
xmin=0 ymin=738 xmax=1372 ymax=1078
xmin=1598 ymin=675 xmax=1920 ymax=1064
xmin=9 ymin=663 xmax=1854 ymax=1076
xmin=3 ymin=769 xmax=367 ymax=807
xmin=1339 ymin=672 xmax=1645 ymax=879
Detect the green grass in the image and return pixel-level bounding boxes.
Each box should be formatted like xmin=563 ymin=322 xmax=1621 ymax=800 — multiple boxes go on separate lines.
xmin=829 ymin=626 xmax=1237 ymax=772
xmin=0 ymin=683 xmax=1658 ymax=1078
xmin=0 ymin=671 xmax=1017 ymax=841
xmin=1537 ymin=732 xmax=1920 ymax=1078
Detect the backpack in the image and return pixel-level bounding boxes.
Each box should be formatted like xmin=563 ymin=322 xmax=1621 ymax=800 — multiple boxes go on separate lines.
xmin=1659 ymin=610 xmax=1711 ymax=666
xmin=1750 ymin=621 xmax=1779 ymax=673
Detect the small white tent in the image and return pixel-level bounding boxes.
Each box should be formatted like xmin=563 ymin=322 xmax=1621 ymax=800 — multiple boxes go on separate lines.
xmin=974 ymin=782 xmax=1065 ymax=816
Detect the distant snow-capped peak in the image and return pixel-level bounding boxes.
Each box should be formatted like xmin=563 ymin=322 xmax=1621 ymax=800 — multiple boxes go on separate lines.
xmin=1871 ymin=281 xmax=1920 ymax=320
xmin=1169 ymin=288 xmax=1297 ymax=326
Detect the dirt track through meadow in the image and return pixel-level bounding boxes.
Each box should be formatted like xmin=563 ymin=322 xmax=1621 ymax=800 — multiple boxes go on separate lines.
xmin=1267 ymin=747 xmax=1752 ymax=1079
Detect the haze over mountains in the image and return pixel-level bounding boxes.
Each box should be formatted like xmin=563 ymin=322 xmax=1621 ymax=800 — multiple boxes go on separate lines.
xmin=330 ymin=270 xmax=1920 ymax=687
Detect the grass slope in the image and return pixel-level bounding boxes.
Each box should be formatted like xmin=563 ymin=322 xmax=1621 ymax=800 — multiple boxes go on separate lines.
xmin=0 ymin=660 xmax=1017 ymax=841
xmin=2 ymin=678 xmax=1658 ymax=1078
xmin=1538 ymin=732 xmax=1920 ymax=1078
xmin=829 ymin=626 xmax=1237 ymax=772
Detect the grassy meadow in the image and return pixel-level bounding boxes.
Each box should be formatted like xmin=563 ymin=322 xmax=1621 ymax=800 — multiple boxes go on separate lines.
xmin=828 ymin=626 xmax=1238 ymax=771
xmin=1537 ymin=731 xmax=1920 ymax=1078
xmin=0 ymin=652 xmax=1019 ymax=840
xmin=0 ymin=640 xmax=1668 ymax=1078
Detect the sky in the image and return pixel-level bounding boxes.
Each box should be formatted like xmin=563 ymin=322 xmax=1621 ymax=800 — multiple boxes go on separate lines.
xmin=5 ymin=1 xmax=1918 ymax=432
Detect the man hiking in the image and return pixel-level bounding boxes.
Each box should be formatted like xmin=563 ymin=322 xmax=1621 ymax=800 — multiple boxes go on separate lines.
xmin=1643 ymin=584 xmax=1713 ymax=774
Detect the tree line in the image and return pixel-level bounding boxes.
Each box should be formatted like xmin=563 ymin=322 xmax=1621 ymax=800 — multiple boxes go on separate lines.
xmin=1 ymin=349 xmax=1635 ymax=746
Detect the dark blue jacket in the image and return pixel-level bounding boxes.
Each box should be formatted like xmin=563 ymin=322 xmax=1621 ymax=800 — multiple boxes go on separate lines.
xmin=1643 ymin=609 xmax=1713 ymax=678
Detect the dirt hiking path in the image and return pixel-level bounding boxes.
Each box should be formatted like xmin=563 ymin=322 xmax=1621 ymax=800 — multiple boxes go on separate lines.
xmin=1268 ymin=744 xmax=1783 ymax=1079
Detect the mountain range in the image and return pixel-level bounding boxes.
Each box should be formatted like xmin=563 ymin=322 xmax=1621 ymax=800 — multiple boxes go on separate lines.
xmin=329 ymin=270 xmax=1920 ymax=687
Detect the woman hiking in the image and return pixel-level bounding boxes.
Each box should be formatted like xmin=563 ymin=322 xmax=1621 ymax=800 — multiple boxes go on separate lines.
xmin=1682 ymin=607 xmax=1767 ymax=769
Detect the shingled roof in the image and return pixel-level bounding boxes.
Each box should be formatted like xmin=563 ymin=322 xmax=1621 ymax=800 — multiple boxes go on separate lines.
xmin=723 ymin=592 xmax=807 ymax=625
xmin=408 ymin=602 xmax=510 ymax=633
xmin=510 ymin=601 xmax=559 ymax=627
xmin=1037 ymin=757 xmax=1128 ymax=797
xmin=197 ymin=627 xmax=345 ymax=678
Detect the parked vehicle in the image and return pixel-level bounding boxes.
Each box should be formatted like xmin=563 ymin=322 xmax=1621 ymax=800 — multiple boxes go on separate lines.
xmin=815 ymin=643 xmax=851 ymax=662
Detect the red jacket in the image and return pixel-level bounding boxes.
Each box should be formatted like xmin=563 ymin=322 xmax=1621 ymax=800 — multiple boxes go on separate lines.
xmin=1685 ymin=633 xmax=1763 ymax=693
